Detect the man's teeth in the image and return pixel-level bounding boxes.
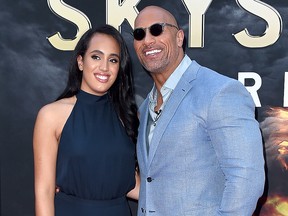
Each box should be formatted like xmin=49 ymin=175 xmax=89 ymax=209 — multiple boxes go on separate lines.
xmin=146 ymin=49 xmax=161 ymax=55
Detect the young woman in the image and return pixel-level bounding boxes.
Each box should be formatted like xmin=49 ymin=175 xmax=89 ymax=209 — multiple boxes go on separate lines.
xmin=33 ymin=25 xmax=139 ymax=216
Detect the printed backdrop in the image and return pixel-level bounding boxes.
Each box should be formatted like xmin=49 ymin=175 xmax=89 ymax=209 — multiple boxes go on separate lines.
xmin=1 ymin=0 xmax=288 ymax=215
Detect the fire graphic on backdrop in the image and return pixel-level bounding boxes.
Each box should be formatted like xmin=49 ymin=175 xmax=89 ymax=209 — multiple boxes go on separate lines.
xmin=260 ymin=107 xmax=288 ymax=170
xmin=259 ymin=195 xmax=288 ymax=216
xmin=259 ymin=107 xmax=288 ymax=215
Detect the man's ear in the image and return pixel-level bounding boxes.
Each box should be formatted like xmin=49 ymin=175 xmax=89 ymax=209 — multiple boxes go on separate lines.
xmin=177 ymin=29 xmax=185 ymax=48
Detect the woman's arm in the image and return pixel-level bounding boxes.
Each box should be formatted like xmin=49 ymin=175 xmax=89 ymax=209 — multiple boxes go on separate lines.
xmin=33 ymin=105 xmax=59 ymax=216
xmin=127 ymin=169 xmax=140 ymax=200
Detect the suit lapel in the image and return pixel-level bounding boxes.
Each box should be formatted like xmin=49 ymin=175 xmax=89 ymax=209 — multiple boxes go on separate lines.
xmin=147 ymin=61 xmax=200 ymax=168
xmin=137 ymin=98 xmax=150 ymax=172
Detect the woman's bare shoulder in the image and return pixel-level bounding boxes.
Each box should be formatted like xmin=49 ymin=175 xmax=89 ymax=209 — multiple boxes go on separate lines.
xmin=35 ymin=96 xmax=77 ymax=139
xmin=36 ymin=97 xmax=76 ymax=124
xmin=39 ymin=97 xmax=75 ymax=114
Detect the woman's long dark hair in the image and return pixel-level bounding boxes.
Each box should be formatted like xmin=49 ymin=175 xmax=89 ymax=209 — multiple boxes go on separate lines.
xmin=57 ymin=25 xmax=139 ymax=144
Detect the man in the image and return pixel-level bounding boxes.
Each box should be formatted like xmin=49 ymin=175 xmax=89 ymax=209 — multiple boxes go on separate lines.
xmin=133 ymin=5 xmax=265 ymax=216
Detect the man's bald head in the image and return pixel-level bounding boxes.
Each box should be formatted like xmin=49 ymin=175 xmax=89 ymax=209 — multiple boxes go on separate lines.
xmin=135 ymin=6 xmax=179 ymax=28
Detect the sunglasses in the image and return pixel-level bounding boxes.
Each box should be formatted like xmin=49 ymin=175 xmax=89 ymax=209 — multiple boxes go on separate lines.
xmin=133 ymin=23 xmax=179 ymax=41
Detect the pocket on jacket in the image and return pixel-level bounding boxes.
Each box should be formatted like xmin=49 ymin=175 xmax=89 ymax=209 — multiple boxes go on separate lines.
xmin=184 ymin=203 xmax=218 ymax=216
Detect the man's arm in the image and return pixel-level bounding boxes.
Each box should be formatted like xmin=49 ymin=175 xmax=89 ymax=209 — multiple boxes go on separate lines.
xmin=208 ymin=80 xmax=265 ymax=215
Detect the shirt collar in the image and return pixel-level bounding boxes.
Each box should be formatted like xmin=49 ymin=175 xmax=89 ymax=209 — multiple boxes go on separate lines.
xmin=148 ymin=55 xmax=192 ymax=124
xmin=149 ymin=54 xmax=192 ymax=99
xmin=163 ymin=54 xmax=192 ymax=90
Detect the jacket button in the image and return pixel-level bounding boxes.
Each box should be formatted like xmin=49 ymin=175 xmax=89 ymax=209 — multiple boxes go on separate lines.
xmin=147 ymin=177 xmax=153 ymax=182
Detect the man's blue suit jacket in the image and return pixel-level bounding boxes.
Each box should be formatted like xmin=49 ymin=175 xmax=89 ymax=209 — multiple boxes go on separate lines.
xmin=137 ymin=60 xmax=265 ymax=216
